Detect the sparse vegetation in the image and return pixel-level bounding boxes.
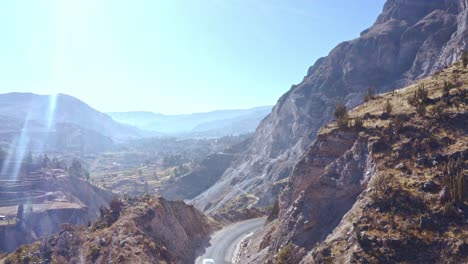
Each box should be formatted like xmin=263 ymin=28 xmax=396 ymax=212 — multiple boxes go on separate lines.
xmin=334 ymin=102 xmax=347 ymax=119
xmin=392 ymin=116 xmax=404 ymax=132
xmin=364 ymin=87 xmax=376 ymax=102
xmin=354 ymin=117 xmax=364 ymax=131
xmin=370 ymin=174 xmax=393 ymax=203
xmin=334 ymin=102 xmax=349 ymax=131
xmin=276 ymin=243 xmax=293 ymax=264
xmin=416 ymin=102 xmax=426 ymax=116
xmin=441 ymin=157 xmax=465 ymax=204
xmin=383 ymin=100 xmax=393 ymax=115
xmin=462 ymin=50 xmax=468 ymax=68
xmin=337 ymin=116 xmax=350 ymax=130
xmin=443 ymin=80 xmax=453 ymax=95
xmin=407 ymin=84 xmax=429 ymax=116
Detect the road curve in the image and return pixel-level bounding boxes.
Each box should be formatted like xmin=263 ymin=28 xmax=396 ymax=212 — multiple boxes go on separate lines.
xmin=195 ymin=217 xmax=266 ymax=264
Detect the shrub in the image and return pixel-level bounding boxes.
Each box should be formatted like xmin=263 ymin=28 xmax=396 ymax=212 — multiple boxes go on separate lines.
xmin=416 ymin=84 xmax=428 ymax=102
xmin=441 ymin=157 xmax=465 ymax=203
xmin=431 ymin=104 xmax=444 ymax=120
xmin=337 ymin=116 xmax=350 ymax=131
xmin=370 ymin=174 xmax=393 ymax=203
xmin=364 ymin=87 xmax=376 ymax=102
xmin=416 ymin=103 xmax=426 ymax=116
xmin=392 ymin=116 xmax=404 ymax=132
xmin=443 ymin=80 xmax=453 ymax=95
xmin=383 ymin=100 xmax=393 ymax=115
xmin=462 ymin=51 xmax=468 ymax=68
xmin=334 ymin=102 xmax=347 ymax=119
xmin=354 ymin=117 xmax=364 ymax=131
xmin=277 ymin=243 xmax=293 ymax=264
xmin=407 ymin=84 xmax=428 ymax=116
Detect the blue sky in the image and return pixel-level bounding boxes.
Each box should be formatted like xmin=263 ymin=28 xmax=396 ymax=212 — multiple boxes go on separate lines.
xmin=0 ymin=0 xmax=385 ymax=114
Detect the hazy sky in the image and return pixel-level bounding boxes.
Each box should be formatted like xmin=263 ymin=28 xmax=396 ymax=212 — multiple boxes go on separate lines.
xmin=0 ymin=0 xmax=385 ymax=114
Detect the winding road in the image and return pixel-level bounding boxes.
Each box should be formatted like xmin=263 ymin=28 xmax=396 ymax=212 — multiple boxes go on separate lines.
xmin=195 ymin=217 xmax=266 ymax=264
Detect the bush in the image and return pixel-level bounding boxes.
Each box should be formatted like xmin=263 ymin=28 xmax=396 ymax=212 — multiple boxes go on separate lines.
xmin=370 ymin=174 xmax=393 ymax=203
xmin=364 ymin=87 xmax=376 ymax=102
xmin=392 ymin=116 xmax=404 ymax=132
xmin=407 ymin=84 xmax=428 ymax=116
xmin=334 ymin=102 xmax=347 ymax=119
xmin=462 ymin=51 xmax=468 ymax=68
xmin=431 ymin=104 xmax=444 ymax=120
xmin=383 ymin=100 xmax=393 ymax=115
xmin=416 ymin=103 xmax=426 ymax=116
xmin=441 ymin=157 xmax=465 ymax=203
xmin=337 ymin=116 xmax=350 ymax=131
xmin=277 ymin=243 xmax=293 ymax=264
xmin=354 ymin=117 xmax=364 ymax=131
xmin=443 ymin=80 xmax=453 ymax=95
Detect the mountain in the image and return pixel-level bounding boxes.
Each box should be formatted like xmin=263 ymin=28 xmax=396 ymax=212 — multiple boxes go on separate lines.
xmin=0 ymin=93 xmax=141 ymax=141
xmin=107 ymin=106 xmax=272 ymax=137
xmin=237 ymin=61 xmax=468 ymax=263
xmin=191 ymin=0 xmax=468 ymax=214
xmin=2 ymin=196 xmax=217 ymax=264
xmin=0 ymin=116 xmax=114 ymax=154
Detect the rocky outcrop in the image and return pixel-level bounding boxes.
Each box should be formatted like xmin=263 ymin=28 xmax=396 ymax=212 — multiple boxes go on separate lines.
xmin=193 ymin=0 xmax=468 ymax=213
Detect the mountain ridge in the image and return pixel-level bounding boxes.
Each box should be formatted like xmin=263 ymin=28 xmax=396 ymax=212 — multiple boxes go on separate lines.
xmin=191 ymin=0 xmax=468 ymax=214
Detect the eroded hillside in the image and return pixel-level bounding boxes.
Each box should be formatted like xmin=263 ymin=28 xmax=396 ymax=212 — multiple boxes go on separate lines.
xmin=238 ymin=61 xmax=467 ymax=263
xmin=1 ymin=196 xmax=217 ymax=264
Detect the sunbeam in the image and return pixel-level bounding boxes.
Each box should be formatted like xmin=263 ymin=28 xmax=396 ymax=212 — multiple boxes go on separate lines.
xmin=46 ymin=93 xmax=58 ymax=130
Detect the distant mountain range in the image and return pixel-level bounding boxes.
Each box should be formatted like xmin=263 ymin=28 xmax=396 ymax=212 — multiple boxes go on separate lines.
xmin=0 ymin=92 xmax=270 ymax=154
xmin=107 ymin=106 xmax=272 ymax=137
xmin=0 ymin=93 xmax=142 ymax=140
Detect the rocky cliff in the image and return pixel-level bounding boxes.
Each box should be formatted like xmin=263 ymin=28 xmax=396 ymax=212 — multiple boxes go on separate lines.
xmin=237 ymin=62 xmax=467 ymax=263
xmin=2 ymin=196 xmax=217 ymax=264
xmin=193 ymin=0 xmax=468 ymax=213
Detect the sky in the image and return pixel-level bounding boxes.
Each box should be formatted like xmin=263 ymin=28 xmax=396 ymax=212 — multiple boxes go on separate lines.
xmin=0 ymin=0 xmax=386 ymax=115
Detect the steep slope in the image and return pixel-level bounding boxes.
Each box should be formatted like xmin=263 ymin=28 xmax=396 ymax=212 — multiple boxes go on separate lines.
xmin=2 ymin=196 xmax=216 ymax=264
xmin=238 ymin=62 xmax=467 ymax=263
xmin=0 ymin=169 xmax=113 ymax=253
xmin=161 ymin=137 xmax=252 ymax=201
xmin=107 ymin=106 xmax=272 ymax=136
xmin=0 ymin=93 xmax=141 ymax=140
xmin=193 ymin=0 xmax=468 ymax=213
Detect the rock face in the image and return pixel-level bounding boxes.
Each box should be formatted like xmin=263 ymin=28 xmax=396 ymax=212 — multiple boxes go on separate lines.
xmin=237 ymin=63 xmax=468 ymax=263
xmin=193 ymin=0 xmax=468 ymax=213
